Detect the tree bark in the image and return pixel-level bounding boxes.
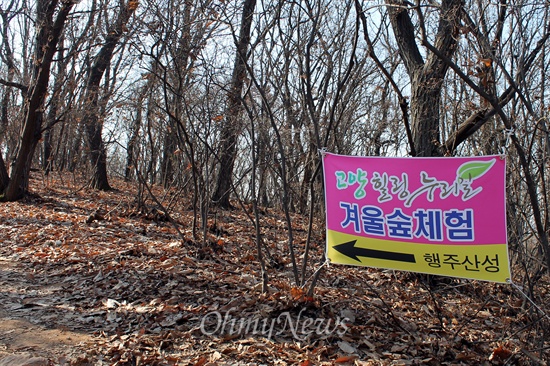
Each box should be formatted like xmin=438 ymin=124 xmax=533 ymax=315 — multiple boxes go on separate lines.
xmin=82 ymin=0 xmax=136 ymax=190
xmin=125 ymin=96 xmax=142 ymax=181
xmin=160 ymin=119 xmax=176 ymax=188
xmin=0 ymin=152 xmax=8 ymax=193
xmin=0 ymin=7 xmax=17 ymax=190
xmin=211 ymin=0 xmax=257 ymax=208
xmin=43 ymin=39 xmax=66 ymax=174
xmin=386 ymin=0 xmax=462 ymax=157
xmin=1 ymin=0 xmax=74 ymax=201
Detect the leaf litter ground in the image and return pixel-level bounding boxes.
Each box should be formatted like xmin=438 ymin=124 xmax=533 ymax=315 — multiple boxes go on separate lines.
xmin=0 ymin=174 xmax=548 ymax=365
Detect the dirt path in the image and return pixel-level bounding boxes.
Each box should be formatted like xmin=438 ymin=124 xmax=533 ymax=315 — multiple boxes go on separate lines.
xmin=0 ymin=256 xmax=96 ymax=364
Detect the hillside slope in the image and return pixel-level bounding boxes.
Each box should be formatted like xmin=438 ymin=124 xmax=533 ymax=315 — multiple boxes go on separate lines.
xmin=0 ymin=174 xmax=548 ymax=365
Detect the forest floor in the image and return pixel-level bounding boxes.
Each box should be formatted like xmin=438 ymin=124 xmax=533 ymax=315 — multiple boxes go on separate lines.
xmin=0 ymin=173 xmax=548 ymax=365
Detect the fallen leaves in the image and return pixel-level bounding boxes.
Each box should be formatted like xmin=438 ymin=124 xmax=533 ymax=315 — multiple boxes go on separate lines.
xmin=489 ymin=345 xmax=513 ymax=364
xmin=0 ymin=174 xmax=548 ymax=365
xmin=333 ymin=355 xmax=358 ymax=364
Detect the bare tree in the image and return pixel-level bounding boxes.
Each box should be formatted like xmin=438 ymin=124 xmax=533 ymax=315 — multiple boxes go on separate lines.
xmin=211 ymin=0 xmax=257 ymax=208
xmin=42 ymin=38 xmax=68 ymax=174
xmin=81 ymin=0 xmax=137 ymax=190
xmin=0 ymin=0 xmax=22 ymax=169
xmin=375 ymin=0 xmax=550 ymax=275
xmin=0 ymin=0 xmax=74 ymax=200
xmin=383 ymin=0 xmax=462 ymax=157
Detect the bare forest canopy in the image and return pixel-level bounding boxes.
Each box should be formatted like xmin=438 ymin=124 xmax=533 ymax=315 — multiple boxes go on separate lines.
xmin=0 ymin=0 xmax=550 ymax=362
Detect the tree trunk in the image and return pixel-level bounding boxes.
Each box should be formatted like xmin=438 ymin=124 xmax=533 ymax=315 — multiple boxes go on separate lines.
xmin=82 ymin=0 xmax=137 ymax=190
xmin=67 ymin=123 xmax=82 ymax=172
xmin=211 ymin=0 xmax=257 ymax=208
xmin=212 ymin=121 xmax=240 ymax=208
xmin=160 ymin=119 xmax=177 ymax=188
xmin=386 ymin=0 xmax=462 ymax=157
xmin=86 ymin=118 xmax=111 ymax=190
xmin=1 ymin=0 xmax=74 ymax=201
xmin=43 ymin=127 xmax=53 ymax=173
xmin=125 ymin=98 xmax=142 ymax=181
xmin=0 ymin=4 xmax=18 ymax=191
xmin=43 ymin=40 xmax=66 ymax=174
xmin=410 ymin=74 xmax=444 ymax=157
xmin=0 ymin=150 xmax=8 ymax=193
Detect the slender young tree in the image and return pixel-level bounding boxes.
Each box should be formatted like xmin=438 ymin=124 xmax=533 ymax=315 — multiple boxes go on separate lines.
xmin=42 ymin=38 xmax=67 ymax=174
xmin=82 ymin=0 xmax=137 ymax=190
xmin=211 ymin=0 xmax=257 ymax=208
xmin=0 ymin=3 xmax=13 ymax=186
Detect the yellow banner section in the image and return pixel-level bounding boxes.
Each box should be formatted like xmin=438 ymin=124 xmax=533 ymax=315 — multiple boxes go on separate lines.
xmin=326 ymin=230 xmax=511 ymax=283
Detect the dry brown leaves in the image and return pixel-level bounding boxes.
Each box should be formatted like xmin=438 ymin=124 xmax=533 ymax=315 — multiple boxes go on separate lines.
xmin=0 ymin=173 xmax=548 ymax=365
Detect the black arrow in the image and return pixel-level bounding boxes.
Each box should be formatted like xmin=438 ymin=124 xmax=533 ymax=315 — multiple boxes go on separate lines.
xmin=333 ymin=240 xmax=416 ymax=263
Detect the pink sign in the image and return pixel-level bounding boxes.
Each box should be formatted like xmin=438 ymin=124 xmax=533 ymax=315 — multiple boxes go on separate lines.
xmin=323 ymin=152 xmax=510 ymax=282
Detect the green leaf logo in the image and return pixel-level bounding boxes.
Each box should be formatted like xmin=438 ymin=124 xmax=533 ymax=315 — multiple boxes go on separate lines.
xmin=457 ymin=159 xmax=496 ymax=181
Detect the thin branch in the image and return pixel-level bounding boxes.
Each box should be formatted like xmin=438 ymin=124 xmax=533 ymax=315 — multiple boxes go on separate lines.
xmin=134 ymin=166 xmax=187 ymax=244
xmin=355 ymin=0 xmax=415 ymax=156
xmin=0 ymin=78 xmax=27 ymax=93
